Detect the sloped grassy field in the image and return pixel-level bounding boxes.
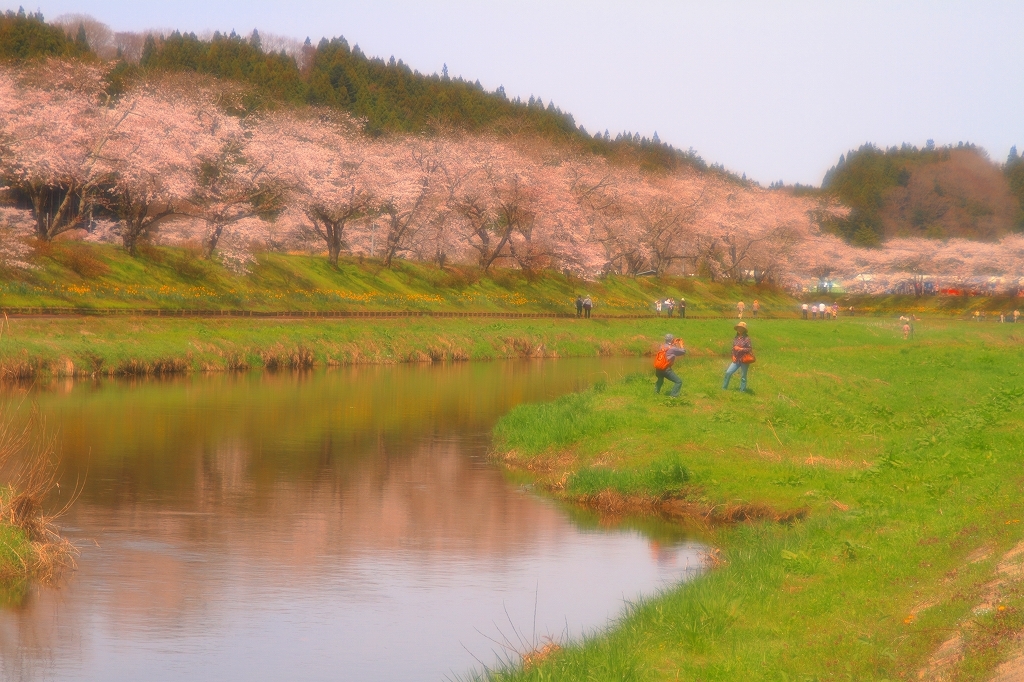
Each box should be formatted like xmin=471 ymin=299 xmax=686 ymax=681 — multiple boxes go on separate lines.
xmin=491 ymin=318 xmax=1024 ymax=680
xmin=0 ymin=241 xmax=795 ymax=315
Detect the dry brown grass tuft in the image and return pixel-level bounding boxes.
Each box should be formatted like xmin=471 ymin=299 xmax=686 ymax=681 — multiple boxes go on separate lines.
xmin=0 ymin=405 xmax=79 ymax=583
xmin=521 ymin=639 xmax=562 ymax=670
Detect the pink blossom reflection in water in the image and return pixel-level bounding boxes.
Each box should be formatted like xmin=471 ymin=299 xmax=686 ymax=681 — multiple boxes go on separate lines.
xmin=0 ymin=359 xmax=704 ymax=681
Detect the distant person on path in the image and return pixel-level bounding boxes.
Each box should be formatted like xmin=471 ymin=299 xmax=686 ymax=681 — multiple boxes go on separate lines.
xmin=802 ymin=303 xmax=809 ymax=320
xmin=1015 ymin=310 xmax=1020 ymax=323
xmin=679 ymin=298 xmax=686 ymax=318
xmin=653 ymin=334 xmax=687 ymax=397
xmin=583 ymin=296 xmax=593 ymax=319
xmin=737 ymin=301 xmax=745 ymax=319
xmin=903 ymin=322 xmax=911 ymax=339
xmin=723 ymin=322 xmax=754 ymax=392
xmin=973 ymin=311 xmax=980 ymax=322
xmin=752 ymin=300 xmax=760 ymax=318
xmin=820 ymin=303 xmax=827 ymax=319
xmin=575 ymin=296 xmax=584 ymax=318
xmin=849 ymin=306 xmax=855 ymax=317
xmin=655 ymin=299 xmax=662 ymax=316
xmin=1001 ymin=312 xmax=1006 ymax=323
xmin=666 ymin=298 xmax=675 ymax=318
xmin=811 ymin=304 xmax=817 ymax=320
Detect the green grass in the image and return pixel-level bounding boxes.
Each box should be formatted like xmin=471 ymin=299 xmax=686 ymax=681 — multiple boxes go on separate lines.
xmin=1 ymin=241 xmax=795 ymax=315
xmin=0 ymin=521 xmax=30 ymax=576
xmin=0 ymin=514 xmax=32 ymax=606
xmin=490 ymin=318 xmax=1024 ymax=680
xmin=0 ymin=316 xmax=671 ymax=378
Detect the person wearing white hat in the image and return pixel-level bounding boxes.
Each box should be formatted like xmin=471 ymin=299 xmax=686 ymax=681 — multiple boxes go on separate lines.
xmin=722 ymin=321 xmax=754 ymax=392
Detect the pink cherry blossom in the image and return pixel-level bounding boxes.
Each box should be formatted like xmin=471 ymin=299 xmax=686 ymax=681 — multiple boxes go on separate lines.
xmin=0 ymin=61 xmax=111 ymax=241
xmin=95 ymin=77 xmax=242 ymax=254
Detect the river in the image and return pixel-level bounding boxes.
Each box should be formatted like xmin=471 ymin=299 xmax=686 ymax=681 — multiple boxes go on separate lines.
xmin=0 ymin=358 xmax=704 ymax=681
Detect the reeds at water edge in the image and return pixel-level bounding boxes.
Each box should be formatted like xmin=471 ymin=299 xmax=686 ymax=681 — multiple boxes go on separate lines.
xmin=0 ymin=402 xmax=79 ymax=584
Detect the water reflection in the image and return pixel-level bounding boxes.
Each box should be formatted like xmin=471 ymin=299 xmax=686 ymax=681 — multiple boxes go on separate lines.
xmin=0 ymin=359 xmax=704 ymax=681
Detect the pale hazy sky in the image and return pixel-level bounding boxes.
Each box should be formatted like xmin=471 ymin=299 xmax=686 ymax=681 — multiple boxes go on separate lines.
xmin=10 ymin=1 xmax=1024 ymax=185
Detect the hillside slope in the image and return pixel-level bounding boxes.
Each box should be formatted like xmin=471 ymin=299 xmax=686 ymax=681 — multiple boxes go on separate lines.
xmin=0 ymin=241 xmax=797 ymax=315
xmin=822 ymin=144 xmax=1022 ymax=244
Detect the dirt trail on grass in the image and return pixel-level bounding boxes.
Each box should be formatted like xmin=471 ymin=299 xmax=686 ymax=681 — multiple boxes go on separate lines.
xmin=918 ymin=540 xmax=1024 ymax=680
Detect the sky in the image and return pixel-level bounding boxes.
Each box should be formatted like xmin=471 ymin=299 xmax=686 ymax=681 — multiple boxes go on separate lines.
xmin=10 ymin=1 xmax=1024 ymax=186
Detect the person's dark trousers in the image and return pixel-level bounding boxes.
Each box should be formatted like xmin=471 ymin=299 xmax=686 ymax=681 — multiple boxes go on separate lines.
xmin=802 ymin=310 xmax=808 ymax=319
xmin=680 ymin=308 xmax=685 ymax=318
xmin=576 ymin=307 xmax=582 ymax=318
xmin=655 ymin=368 xmax=683 ymax=397
xmin=584 ymin=308 xmax=591 ymax=318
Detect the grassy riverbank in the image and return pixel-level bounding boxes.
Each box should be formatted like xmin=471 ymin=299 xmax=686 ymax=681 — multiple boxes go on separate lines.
xmin=0 ymin=408 xmax=75 ymax=602
xmin=490 ymin=318 xmax=1024 ymax=680
xmin=0 ymin=316 xmax=668 ymax=378
xmin=1 ymin=241 xmax=794 ymax=315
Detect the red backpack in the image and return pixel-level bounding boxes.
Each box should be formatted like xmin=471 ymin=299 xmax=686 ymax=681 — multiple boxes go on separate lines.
xmin=653 ymin=347 xmax=672 ymax=370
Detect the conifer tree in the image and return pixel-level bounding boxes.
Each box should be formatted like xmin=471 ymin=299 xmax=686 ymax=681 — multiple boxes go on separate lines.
xmin=75 ymin=22 xmax=88 ymax=51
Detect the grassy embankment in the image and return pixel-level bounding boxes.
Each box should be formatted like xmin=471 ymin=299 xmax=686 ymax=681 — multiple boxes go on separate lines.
xmin=2 ymin=241 xmax=1019 ymax=378
xmin=825 ymin=293 xmax=1024 ymax=318
xmin=4 ymin=242 xmax=1018 ymax=319
xmin=490 ymin=318 xmax=1024 ymax=680
xmin=0 ymin=241 xmax=796 ymax=378
xmin=0 ymin=241 xmax=791 ymax=314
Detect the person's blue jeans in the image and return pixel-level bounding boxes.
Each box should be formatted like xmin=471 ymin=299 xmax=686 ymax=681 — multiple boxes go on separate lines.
xmin=655 ymin=368 xmax=682 ymax=397
xmin=722 ymin=362 xmax=749 ymax=391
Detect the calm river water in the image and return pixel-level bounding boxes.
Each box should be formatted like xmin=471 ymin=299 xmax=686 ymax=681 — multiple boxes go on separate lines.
xmin=0 ymin=358 xmax=704 ymax=681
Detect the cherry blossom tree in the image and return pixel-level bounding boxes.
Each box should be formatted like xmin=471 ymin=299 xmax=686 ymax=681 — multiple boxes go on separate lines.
xmin=95 ymin=78 xmax=243 ymax=254
xmin=438 ymin=138 xmax=596 ymax=274
xmin=248 ymin=111 xmax=378 ymax=266
xmin=443 ymin=141 xmax=535 ymax=272
xmin=373 ymin=137 xmax=439 ymax=267
xmin=191 ymin=137 xmax=285 ymax=259
xmin=0 ymin=62 xmax=115 ymax=241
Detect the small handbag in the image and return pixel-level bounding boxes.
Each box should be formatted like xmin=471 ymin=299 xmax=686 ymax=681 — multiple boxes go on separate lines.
xmin=740 ymin=352 xmax=756 ymax=364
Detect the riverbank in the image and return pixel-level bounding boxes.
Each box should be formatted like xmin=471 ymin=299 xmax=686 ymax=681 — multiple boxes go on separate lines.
xmin=0 ymin=316 xmax=671 ymax=379
xmin=0 ymin=408 xmax=76 ymax=601
xmin=489 ymin=318 xmax=1024 ymax=680
xmin=0 ymin=314 xmax=840 ymax=379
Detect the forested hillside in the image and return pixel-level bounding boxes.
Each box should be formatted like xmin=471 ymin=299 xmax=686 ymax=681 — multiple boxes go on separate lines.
xmin=821 ymin=143 xmax=1024 ymax=245
xmin=0 ymin=9 xmax=708 ymax=175
xmin=0 ymin=8 xmax=89 ymax=60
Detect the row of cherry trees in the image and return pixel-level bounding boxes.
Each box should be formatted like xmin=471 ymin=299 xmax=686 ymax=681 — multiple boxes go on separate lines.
xmin=3 ymin=60 xmax=1023 ymax=290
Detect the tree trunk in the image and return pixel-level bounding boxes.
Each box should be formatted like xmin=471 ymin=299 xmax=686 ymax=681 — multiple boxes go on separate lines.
xmin=121 ymin=216 xmax=148 ymax=256
xmin=326 ymin=220 xmax=343 ymax=267
xmin=482 ymin=223 xmax=515 ymax=272
xmin=28 ymin=184 xmax=82 ymax=241
xmin=205 ymin=223 xmax=225 ymax=259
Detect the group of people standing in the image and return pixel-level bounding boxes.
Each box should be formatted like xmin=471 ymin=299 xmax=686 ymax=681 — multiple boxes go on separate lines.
xmin=654 ymin=321 xmax=755 ymax=397
xmin=801 ymin=302 xmax=840 ymax=320
xmin=973 ymin=310 xmax=1021 ymax=323
xmin=655 ymin=298 xmax=685 ymax=318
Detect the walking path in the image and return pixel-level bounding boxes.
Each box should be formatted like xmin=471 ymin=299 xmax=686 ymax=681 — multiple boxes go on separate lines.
xmin=0 ymin=306 xmax=730 ymax=320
